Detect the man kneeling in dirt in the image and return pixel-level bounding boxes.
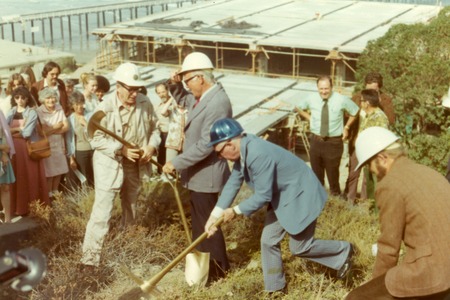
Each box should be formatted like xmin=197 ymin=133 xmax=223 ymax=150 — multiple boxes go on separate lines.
xmin=346 ymin=127 xmax=450 ymax=299
xmin=205 ymin=118 xmax=353 ymax=294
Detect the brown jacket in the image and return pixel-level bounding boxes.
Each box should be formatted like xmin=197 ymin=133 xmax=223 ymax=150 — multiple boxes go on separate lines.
xmin=31 ymin=78 xmax=70 ymax=116
xmin=373 ymin=156 xmax=450 ymax=297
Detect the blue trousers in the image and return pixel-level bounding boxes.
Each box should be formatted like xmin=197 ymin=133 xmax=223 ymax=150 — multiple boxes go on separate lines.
xmin=261 ymin=209 xmax=351 ymax=291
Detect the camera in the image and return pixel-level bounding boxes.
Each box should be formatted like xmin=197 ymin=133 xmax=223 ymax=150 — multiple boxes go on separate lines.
xmin=0 ymin=247 xmax=46 ymax=292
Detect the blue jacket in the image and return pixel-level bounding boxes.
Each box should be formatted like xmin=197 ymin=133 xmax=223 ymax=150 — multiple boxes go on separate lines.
xmin=217 ymin=134 xmax=327 ymax=235
xmin=7 ymin=106 xmax=40 ymax=142
xmin=65 ymin=111 xmax=93 ymax=157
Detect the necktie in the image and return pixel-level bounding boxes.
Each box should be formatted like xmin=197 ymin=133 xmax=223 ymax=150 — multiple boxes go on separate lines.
xmin=320 ymin=99 xmax=329 ymax=137
xmin=194 ymin=98 xmax=200 ymax=108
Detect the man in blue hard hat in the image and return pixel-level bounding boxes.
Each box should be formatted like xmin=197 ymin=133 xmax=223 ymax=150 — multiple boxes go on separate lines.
xmin=205 ymin=118 xmax=353 ymax=294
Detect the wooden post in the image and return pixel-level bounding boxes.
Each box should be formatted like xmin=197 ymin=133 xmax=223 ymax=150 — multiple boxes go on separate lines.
xmin=22 ymin=22 xmax=26 ymax=43
xmin=68 ymin=16 xmax=72 ymax=41
xmin=49 ymin=17 xmax=54 ymax=44
xmin=11 ymin=23 xmax=15 ymax=42
xmin=60 ymin=17 xmax=64 ymax=40
xmin=78 ymin=14 xmax=82 ymax=35
xmin=85 ymin=13 xmax=89 ymax=37
xmin=97 ymin=12 xmax=100 ymax=28
xmin=1 ymin=25 xmax=4 ymax=40
xmin=129 ymin=8 xmax=133 ymax=20
xmin=119 ymin=9 xmax=122 ymax=22
xmin=31 ymin=20 xmax=35 ymax=45
xmin=135 ymin=7 xmax=138 ymax=18
xmin=113 ymin=10 xmax=117 ymax=23
xmin=41 ymin=19 xmax=46 ymax=44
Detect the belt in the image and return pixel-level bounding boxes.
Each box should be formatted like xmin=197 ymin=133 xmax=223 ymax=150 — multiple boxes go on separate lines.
xmin=310 ymin=133 xmax=343 ymax=141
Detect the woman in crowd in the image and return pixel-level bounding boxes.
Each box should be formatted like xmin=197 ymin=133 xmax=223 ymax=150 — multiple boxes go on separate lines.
xmin=36 ymin=88 xmax=69 ymax=199
xmin=155 ymin=83 xmax=171 ymax=176
xmin=158 ymin=84 xmax=188 ymax=162
xmin=0 ymin=110 xmax=15 ymax=223
xmin=64 ymin=78 xmax=76 ymax=99
xmin=66 ymin=91 xmax=94 ymax=187
xmin=95 ymin=75 xmax=110 ymax=102
xmin=80 ymin=73 xmax=98 ymax=113
xmin=7 ymin=87 xmax=49 ymax=216
xmin=20 ymin=65 xmax=37 ymax=90
xmin=1 ymin=73 xmax=26 ymax=116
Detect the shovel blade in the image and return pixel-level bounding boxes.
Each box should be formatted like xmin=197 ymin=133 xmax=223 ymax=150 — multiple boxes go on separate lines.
xmin=87 ymin=110 xmax=106 ymax=138
xmin=185 ymin=251 xmax=210 ymax=287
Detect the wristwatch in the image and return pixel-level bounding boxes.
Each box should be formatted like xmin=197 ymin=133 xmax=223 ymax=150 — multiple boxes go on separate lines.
xmin=344 ymin=125 xmax=350 ymax=130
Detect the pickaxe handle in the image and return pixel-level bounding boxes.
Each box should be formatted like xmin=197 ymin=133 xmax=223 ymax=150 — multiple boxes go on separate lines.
xmin=140 ymin=216 xmax=224 ymax=294
xmin=91 ymin=120 xmax=141 ymax=152
xmin=88 ymin=110 xmax=175 ymax=177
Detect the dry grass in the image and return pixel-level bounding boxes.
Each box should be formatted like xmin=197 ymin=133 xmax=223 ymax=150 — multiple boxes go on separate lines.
xmin=4 ymin=182 xmax=380 ymax=300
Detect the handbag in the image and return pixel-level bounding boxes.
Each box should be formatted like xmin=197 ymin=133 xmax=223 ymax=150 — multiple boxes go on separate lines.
xmin=26 ymin=118 xmax=51 ymax=161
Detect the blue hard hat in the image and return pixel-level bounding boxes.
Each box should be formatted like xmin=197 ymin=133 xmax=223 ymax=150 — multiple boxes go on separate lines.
xmin=208 ymin=118 xmax=244 ymax=147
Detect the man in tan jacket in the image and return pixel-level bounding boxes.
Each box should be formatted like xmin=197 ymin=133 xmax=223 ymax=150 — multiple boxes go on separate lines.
xmin=346 ymin=127 xmax=450 ymax=299
xmin=80 ymin=63 xmax=160 ymax=269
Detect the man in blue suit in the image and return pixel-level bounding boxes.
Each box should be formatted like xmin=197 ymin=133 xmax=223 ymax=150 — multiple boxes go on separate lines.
xmin=205 ymin=118 xmax=353 ymax=293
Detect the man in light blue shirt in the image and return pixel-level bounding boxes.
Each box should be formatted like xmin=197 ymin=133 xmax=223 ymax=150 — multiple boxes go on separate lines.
xmin=296 ymin=76 xmax=359 ymax=196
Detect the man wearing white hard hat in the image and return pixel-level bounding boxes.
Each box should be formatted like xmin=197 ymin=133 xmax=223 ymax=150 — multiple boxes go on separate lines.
xmin=346 ymin=127 xmax=450 ymax=299
xmin=162 ymin=52 xmax=232 ymax=283
xmin=80 ymin=63 xmax=161 ymax=269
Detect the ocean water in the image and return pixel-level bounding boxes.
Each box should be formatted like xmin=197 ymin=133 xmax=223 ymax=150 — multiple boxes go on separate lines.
xmin=0 ymin=0 xmax=182 ymax=63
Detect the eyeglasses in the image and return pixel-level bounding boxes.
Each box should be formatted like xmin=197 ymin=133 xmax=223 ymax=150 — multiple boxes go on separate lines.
xmin=183 ymin=75 xmax=200 ymax=85
xmin=119 ymin=82 xmax=143 ymax=94
xmin=14 ymin=95 xmax=27 ymax=100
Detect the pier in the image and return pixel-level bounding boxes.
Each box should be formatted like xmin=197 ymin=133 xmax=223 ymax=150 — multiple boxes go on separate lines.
xmin=0 ymin=0 xmax=199 ymax=46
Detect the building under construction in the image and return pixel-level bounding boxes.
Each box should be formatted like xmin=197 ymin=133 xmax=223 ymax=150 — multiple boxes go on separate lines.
xmin=90 ymin=0 xmax=441 ymax=158
xmin=92 ymin=0 xmax=441 ymax=87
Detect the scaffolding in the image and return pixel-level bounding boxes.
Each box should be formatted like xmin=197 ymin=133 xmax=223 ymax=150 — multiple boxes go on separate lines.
xmin=95 ymin=34 xmax=359 ymax=88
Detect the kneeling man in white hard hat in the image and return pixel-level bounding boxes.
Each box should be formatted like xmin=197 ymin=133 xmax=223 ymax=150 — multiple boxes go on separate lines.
xmin=346 ymin=127 xmax=450 ymax=299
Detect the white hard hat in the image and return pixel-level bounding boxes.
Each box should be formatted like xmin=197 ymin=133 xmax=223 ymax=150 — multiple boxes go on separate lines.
xmin=355 ymin=127 xmax=400 ymax=170
xmin=113 ymin=63 xmax=146 ymax=87
xmin=179 ymin=52 xmax=214 ymax=75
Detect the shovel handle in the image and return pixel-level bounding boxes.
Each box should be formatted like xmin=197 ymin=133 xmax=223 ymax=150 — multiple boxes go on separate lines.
xmin=140 ymin=216 xmax=224 ymax=293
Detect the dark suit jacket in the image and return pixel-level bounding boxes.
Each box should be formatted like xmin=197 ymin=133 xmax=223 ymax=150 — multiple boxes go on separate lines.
xmin=373 ymin=156 xmax=450 ymax=297
xmin=31 ymin=78 xmax=70 ymax=116
xmin=217 ymin=134 xmax=327 ymax=235
xmin=169 ymin=82 xmax=232 ymax=193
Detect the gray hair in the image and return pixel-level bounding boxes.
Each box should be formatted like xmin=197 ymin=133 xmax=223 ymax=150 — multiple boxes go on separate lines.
xmin=38 ymin=88 xmax=58 ymax=103
xmin=69 ymin=90 xmax=85 ymax=105
xmin=381 ymin=142 xmax=406 ymax=160
xmin=191 ymin=70 xmax=215 ymax=85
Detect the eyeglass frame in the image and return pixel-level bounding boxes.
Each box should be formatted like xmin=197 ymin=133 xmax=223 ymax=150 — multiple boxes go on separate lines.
xmin=182 ymin=74 xmax=202 ymax=85
xmin=14 ymin=95 xmax=28 ymax=100
xmin=118 ymin=82 xmax=143 ymax=94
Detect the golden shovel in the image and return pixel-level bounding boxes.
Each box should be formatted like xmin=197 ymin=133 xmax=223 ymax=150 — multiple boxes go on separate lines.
xmin=120 ymin=217 xmax=223 ymax=298
xmin=162 ymin=173 xmax=210 ymax=287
